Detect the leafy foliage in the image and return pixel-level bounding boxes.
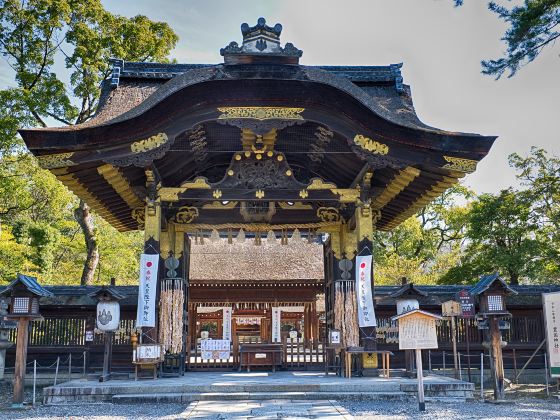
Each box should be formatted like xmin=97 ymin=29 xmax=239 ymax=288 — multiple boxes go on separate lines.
xmin=0 ymin=0 xmax=176 ymax=285
xmin=455 ymin=0 xmax=560 ymax=78
xmin=374 ymin=185 xmax=471 ymax=284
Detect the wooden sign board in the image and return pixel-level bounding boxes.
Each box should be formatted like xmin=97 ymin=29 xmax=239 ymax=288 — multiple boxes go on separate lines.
xmin=134 ymin=344 xmax=164 ymax=363
xmin=441 ymin=300 xmax=462 ymax=317
xmin=397 ymin=312 xmax=439 ymax=350
xmin=457 ymin=290 xmax=475 ymax=318
xmin=543 ymin=292 xmax=560 ymax=377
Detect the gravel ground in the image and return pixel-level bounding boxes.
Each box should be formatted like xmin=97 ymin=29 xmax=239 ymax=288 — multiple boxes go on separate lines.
xmin=342 ymin=398 xmax=560 ymax=420
xmin=0 ymin=399 xmax=558 ymax=419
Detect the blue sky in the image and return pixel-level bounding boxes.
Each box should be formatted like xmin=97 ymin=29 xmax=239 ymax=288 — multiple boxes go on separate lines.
xmin=4 ymin=0 xmax=559 ymax=194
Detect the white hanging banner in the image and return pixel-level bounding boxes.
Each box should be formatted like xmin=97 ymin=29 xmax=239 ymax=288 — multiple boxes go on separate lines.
xmin=222 ymin=306 xmax=232 ymax=341
xmin=136 ymin=254 xmax=159 ymax=327
xmin=272 ymin=307 xmax=281 ymax=342
xmin=355 ymin=254 xmax=377 ymax=327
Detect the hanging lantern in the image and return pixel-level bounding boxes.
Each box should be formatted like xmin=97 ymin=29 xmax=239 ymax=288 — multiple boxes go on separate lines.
xmin=89 ymin=287 xmax=125 ymax=332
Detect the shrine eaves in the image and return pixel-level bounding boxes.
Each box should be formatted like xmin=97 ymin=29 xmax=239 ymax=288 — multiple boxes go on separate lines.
xmin=18 ymin=18 xmax=496 ymax=232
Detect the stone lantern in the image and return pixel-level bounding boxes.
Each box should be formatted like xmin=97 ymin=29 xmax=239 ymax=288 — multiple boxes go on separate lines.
xmin=88 ymin=287 xmax=125 ymax=382
xmin=0 ymin=274 xmax=53 ymax=406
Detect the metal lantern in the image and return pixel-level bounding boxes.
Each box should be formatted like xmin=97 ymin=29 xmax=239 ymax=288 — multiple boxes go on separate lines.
xmin=0 ymin=274 xmax=53 ymax=406
xmin=471 ymin=273 xmax=517 ymax=317
xmin=389 ymin=280 xmax=428 ymax=316
xmin=0 ymin=274 xmax=53 ymax=320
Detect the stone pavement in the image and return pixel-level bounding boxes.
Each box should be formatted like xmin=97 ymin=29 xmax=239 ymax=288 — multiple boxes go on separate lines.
xmin=181 ymin=399 xmax=353 ymax=419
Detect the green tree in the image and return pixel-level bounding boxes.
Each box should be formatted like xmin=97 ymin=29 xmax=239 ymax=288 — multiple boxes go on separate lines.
xmin=0 ymin=0 xmax=177 ymax=284
xmin=374 ymin=185 xmax=471 ymax=284
xmin=509 ymin=147 xmax=560 ymax=235
xmin=455 ymin=1 xmax=560 ymax=78
xmin=441 ymin=189 xmax=550 ymax=285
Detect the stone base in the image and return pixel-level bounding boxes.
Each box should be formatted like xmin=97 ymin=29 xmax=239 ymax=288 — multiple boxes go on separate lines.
xmin=42 ymin=371 xmax=475 ymax=405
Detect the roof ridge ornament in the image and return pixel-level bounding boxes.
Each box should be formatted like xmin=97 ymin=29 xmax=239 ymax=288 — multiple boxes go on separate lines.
xmin=220 ymin=17 xmax=303 ymax=65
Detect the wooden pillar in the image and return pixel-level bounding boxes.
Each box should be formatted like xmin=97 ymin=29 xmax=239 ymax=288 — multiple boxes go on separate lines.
xmin=355 ymin=202 xmax=377 ymax=352
xmin=489 ymin=316 xmax=505 ymax=400
xmin=311 ymin=301 xmax=318 ymax=342
xmin=303 ymin=304 xmax=311 ymax=341
xmin=143 ymin=171 xmax=162 ymax=342
xmin=100 ymin=331 xmax=113 ymax=382
xmin=12 ymin=318 xmax=30 ymax=405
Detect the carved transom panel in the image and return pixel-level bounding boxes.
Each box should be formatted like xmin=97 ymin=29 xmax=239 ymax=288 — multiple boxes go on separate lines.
xmin=216 ymin=151 xmax=305 ymax=190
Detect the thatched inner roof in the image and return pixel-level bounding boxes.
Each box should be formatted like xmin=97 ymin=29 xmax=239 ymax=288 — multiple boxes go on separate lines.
xmin=189 ymin=238 xmax=324 ymax=281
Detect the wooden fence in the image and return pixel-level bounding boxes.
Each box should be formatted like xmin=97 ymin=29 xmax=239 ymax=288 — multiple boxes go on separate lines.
xmin=5 ymin=312 xmax=547 ymax=372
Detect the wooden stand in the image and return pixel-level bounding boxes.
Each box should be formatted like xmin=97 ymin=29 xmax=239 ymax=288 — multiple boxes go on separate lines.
xmin=416 ymin=349 xmax=425 ymax=411
xmin=451 ymin=315 xmax=459 ymax=379
xmin=134 ymin=362 xmax=158 ymax=380
xmin=12 ymin=318 xmax=30 ymax=406
xmin=489 ymin=316 xmax=505 ymax=400
xmin=343 ymin=350 xmax=393 ymax=378
xmin=99 ymin=331 xmax=113 ymax=382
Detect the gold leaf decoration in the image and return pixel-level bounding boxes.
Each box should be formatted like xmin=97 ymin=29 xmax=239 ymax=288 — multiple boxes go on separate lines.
xmin=179 ymin=177 xmax=211 ymax=189
xmin=255 ymin=189 xmax=265 ymax=199
xmin=317 ymin=207 xmax=341 ymax=223
xmin=442 ymin=156 xmax=477 ymax=173
xmin=131 ymin=207 xmax=146 ymax=227
xmin=174 ymin=206 xmax=199 ymax=224
xmin=306 ymin=178 xmax=337 ymax=190
xmin=299 ymin=189 xmax=309 ymax=198
xmin=332 ymin=188 xmax=360 ymax=203
xmin=353 ymin=135 xmax=389 ymax=155
xmin=213 ymin=189 xmax=223 ymax=199
xmin=131 ymin=133 xmax=168 ymax=153
xmin=217 ymin=107 xmax=305 ymax=121
xmin=37 ymin=152 xmax=75 ymax=169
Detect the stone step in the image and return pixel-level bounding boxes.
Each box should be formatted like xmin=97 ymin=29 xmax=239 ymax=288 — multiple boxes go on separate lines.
xmin=111 ymin=391 xmax=411 ymax=404
xmin=43 ymin=382 xmax=402 ymax=396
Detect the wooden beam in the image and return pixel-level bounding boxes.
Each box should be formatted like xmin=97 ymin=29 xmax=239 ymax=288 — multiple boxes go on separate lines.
xmin=97 ymin=164 xmax=144 ymax=209
xmin=51 ymin=168 xmax=130 ymax=231
xmin=372 ymin=166 xmax=421 ymax=209
xmin=381 ymin=175 xmax=459 ymax=230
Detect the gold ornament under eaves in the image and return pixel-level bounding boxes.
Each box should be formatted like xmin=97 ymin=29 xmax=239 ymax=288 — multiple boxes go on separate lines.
xmin=353 ymin=135 xmax=389 ymax=155
xmin=37 ymin=152 xmax=75 ymax=169
xmin=332 ymin=189 xmax=360 ymax=203
xmin=442 ymin=156 xmax=477 ymax=173
xmin=317 ymin=207 xmax=342 ymax=223
xmin=131 ymin=133 xmax=168 ymax=153
xmin=217 ymin=107 xmax=305 ymax=121
xmin=306 ymin=178 xmax=338 ymax=190
xmin=174 ymin=206 xmax=199 ymax=224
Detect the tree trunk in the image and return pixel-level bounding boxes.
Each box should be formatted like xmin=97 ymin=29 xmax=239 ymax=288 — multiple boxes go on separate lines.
xmin=74 ymin=200 xmax=99 ymax=285
xmin=509 ymin=271 xmax=519 ymax=285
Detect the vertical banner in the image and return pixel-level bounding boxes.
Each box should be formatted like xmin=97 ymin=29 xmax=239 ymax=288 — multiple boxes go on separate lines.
xmin=222 ymin=306 xmax=232 ymax=341
xmin=543 ymin=292 xmax=560 ymax=377
xmin=136 ymin=254 xmax=159 ymax=327
xmin=356 ymin=254 xmax=377 ymax=327
xmin=272 ymin=307 xmax=281 ymax=343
